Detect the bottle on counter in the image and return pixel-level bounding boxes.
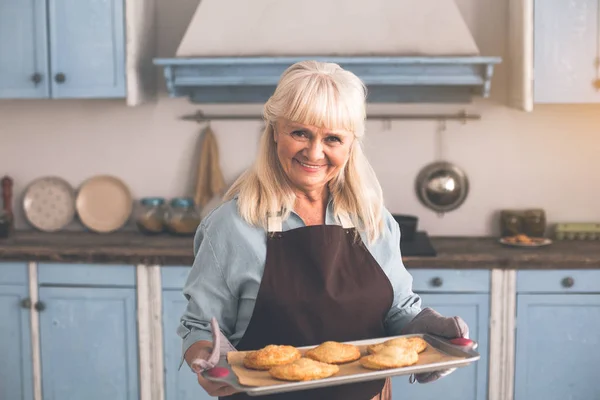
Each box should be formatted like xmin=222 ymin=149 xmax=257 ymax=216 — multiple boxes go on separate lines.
xmin=165 ymin=197 xmax=201 ymax=236
xmin=135 ymin=197 xmax=168 ymax=235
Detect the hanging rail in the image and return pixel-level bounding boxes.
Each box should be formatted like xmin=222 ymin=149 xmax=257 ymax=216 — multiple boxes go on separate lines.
xmin=179 ymin=110 xmax=481 ymax=123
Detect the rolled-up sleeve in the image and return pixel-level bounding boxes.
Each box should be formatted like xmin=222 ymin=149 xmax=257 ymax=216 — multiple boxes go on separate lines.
xmin=380 ymin=212 xmax=422 ymax=335
xmin=177 ymin=223 xmax=238 ymax=367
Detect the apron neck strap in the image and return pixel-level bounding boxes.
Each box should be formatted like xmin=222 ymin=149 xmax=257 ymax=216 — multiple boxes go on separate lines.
xmin=267 ymin=212 xmax=283 ymax=233
xmin=267 ymin=211 xmax=355 ymax=232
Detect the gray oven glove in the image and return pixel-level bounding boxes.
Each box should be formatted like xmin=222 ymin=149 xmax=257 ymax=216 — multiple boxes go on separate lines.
xmin=190 ymin=317 xmax=237 ymax=374
xmin=399 ymin=307 xmax=470 ymax=384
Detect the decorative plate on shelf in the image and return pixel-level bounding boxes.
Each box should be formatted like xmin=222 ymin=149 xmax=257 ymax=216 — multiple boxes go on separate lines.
xmin=76 ymin=175 xmax=133 ymax=233
xmin=499 ymin=235 xmax=552 ymax=247
xmin=23 ymin=176 xmax=76 ymax=232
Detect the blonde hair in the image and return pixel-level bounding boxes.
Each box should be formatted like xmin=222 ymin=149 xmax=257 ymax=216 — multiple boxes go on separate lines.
xmin=224 ymin=60 xmax=385 ymax=242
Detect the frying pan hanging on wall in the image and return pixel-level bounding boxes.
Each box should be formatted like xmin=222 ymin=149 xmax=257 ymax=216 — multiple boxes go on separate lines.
xmin=415 ymin=161 xmax=469 ymax=214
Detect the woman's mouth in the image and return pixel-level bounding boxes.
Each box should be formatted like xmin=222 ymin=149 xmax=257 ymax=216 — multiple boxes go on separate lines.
xmin=294 ymin=159 xmax=326 ymax=172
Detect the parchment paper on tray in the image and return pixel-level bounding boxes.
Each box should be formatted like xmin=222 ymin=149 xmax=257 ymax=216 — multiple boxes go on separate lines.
xmin=226 ymin=337 xmax=466 ymax=388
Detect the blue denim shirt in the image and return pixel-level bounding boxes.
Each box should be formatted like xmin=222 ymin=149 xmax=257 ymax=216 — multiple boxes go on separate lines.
xmin=178 ymin=197 xmax=422 ymax=360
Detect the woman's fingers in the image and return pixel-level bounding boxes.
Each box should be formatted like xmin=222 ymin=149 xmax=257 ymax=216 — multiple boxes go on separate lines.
xmin=197 ymin=373 xmax=239 ymax=396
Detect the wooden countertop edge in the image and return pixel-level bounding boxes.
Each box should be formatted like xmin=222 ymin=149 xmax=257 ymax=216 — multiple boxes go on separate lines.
xmin=1 ymin=232 xmax=599 ymax=269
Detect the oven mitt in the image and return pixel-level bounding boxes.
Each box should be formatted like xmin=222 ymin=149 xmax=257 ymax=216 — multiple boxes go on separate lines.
xmin=190 ymin=317 xmax=237 ymax=374
xmin=399 ymin=307 xmax=469 ymax=384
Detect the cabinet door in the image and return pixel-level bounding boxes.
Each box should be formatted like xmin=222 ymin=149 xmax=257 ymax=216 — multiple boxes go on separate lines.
xmin=163 ymin=289 xmax=212 ymax=400
xmin=514 ymin=294 xmax=600 ymax=400
xmin=47 ymin=0 xmax=126 ymax=98
xmin=38 ymin=286 xmax=138 ymax=400
xmin=0 ymin=0 xmax=49 ymax=98
xmin=533 ymin=0 xmax=600 ymax=103
xmin=391 ymin=293 xmax=490 ymax=400
xmin=0 ymin=262 xmax=34 ymax=400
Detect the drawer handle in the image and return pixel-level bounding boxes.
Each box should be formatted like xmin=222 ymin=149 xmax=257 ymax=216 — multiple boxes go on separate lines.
xmin=561 ymin=277 xmax=574 ymax=288
xmin=430 ymin=277 xmax=443 ymax=287
xmin=20 ymin=298 xmax=32 ymax=309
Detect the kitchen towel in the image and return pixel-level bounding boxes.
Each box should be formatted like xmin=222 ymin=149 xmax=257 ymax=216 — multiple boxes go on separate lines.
xmin=194 ymin=124 xmax=226 ymax=209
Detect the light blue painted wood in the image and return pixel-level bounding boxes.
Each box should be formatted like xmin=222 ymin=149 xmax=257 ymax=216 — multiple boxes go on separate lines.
xmin=517 ymin=270 xmax=600 ymax=293
xmin=48 ymin=0 xmax=126 ymax=98
xmin=38 ymin=263 xmax=135 ymax=287
xmin=163 ymin=289 xmax=212 ymax=400
xmin=161 ymin=266 xmax=192 ymax=290
xmin=408 ymin=269 xmax=490 ymax=293
xmin=533 ymin=0 xmax=600 ymax=103
xmin=514 ymin=294 xmax=600 ymax=400
xmin=0 ymin=0 xmax=49 ymax=98
xmin=153 ymin=56 xmax=501 ymax=104
xmin=39 ymin=286 xmax=138 ymax=400
xmin=0 ymin=263 xmax=34 ymax=400
xmin=391 ymin=293 xmax=490 ymax=400
xmin=0 ymin=262 xmax=29 ymax=285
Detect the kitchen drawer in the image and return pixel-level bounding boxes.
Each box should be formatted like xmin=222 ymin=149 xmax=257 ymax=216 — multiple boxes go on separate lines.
xmin=0 ymin=262 xmax=29 ymax=285
xmin=38 ymin=263 xmax=135 ymax=287
xmin=161 ymin=266 xmax=192 ymax=290
xmin=407 ymin=269 xmax=490 ymax=293
xmin=517 ymin=270 xmax=600 ymax=293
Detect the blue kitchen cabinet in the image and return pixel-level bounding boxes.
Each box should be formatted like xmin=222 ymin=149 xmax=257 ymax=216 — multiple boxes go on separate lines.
xmin=533 ymin=0 xmax=600 ymax=103
xmin=162 ymin=266 xmax=212 ymax=400
xmin=47 ymin=0 xmax=126 ymax=98
xmin=0 ymin=0 xmax=125 ymax=99
xmin=0 ymin=0 xmax=49 ymax=98
xmin=37 ymin=263 xmax=139 ymax=400
xmin=0 ymin=262 xmax=34 ymax=400
xmin=514 ymin=270 xmax=600 ymax=400
xmin=392 ymin=270 xmax=490 ymax=400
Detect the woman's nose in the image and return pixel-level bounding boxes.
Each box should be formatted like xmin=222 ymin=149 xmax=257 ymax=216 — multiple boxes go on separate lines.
xmin=304 ymin=140 xmax=324 ymax=160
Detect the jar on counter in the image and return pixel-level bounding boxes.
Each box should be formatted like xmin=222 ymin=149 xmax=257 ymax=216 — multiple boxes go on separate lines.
xmin=135 ymin=197 xmax=167 ymax=235
xmin=0 ymin=211 xmax=11 ymax=238
xmin=166 ymin=197 xmax=201 ymax=236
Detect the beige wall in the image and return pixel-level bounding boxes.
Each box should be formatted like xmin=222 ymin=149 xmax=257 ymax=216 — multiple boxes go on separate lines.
xmin=1 ymin=0 xmax=599 ymax=235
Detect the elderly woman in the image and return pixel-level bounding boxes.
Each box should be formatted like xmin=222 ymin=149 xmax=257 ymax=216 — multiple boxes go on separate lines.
xmin=179 ymin=60 xmax=468 ymax=400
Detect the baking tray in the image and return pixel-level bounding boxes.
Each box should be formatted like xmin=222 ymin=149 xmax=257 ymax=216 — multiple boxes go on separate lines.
xmin=202 ymin=334 xmax=480 ymax=396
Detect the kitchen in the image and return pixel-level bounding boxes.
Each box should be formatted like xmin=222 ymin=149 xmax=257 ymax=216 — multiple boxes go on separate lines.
xmin=1 ymin=0 xmax=600 ymax=399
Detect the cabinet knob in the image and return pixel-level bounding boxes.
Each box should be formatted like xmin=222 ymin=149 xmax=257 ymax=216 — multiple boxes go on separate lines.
xmin=431 ymin=277 xmax=443 ymax=287
xmin=55 ymin=73 xmax=66 ymax=83
xmin=31 ymin=73 xmax=42 ymax=85
xmin=561 ymin=277 xmax=574 ymax=288
xmin=34 ymin=301 xmax=46 ymax=312
xmin=594 ymin=79 xmax=600 ymax=90
xmin=20 ymin=298 xmax=32 ymax=309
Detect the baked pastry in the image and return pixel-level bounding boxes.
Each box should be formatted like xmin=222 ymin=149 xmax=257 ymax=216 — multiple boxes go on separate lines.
xmin=269 ymin=358 xmax=340 ymax=381
xmin=367 ymin=336 xmax=428 ymax=355
xmin=243 ymin=344 xmax=301 ymax=370
xmin=305 ymin=341 xmax=361 ymax=364
xmin=359 ymin=346 xmax=419 ymax=370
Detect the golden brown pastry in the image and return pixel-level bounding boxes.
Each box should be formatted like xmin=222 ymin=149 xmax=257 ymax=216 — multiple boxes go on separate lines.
xmin=243 ymin=344 xmax=301 ymax=370
xmin=305 ymin=341 xmax=361 ymax=364
xmin=367 ymin=336 xmax=428 ymax=355
xmin=359 ymin=346 xmax=419 ymax=370
xmin=269 ymin=358 xmax=340 ymax=381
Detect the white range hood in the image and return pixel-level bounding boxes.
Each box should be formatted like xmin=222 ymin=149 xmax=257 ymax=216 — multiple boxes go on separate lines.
xmin=155 ymin=0 xmax=501 ymax=104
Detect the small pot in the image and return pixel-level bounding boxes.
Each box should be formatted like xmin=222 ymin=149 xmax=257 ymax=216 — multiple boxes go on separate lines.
xmin=392 ymin=214 xmax=418 ymax=242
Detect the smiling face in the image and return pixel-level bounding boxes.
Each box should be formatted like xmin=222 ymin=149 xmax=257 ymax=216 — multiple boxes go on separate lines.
xmin=274 ymin=119 xmax=354 ymax=195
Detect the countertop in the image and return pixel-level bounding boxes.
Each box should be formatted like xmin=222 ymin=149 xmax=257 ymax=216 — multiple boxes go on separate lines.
xmin=1 ymin=231 xmax=599 ymax=269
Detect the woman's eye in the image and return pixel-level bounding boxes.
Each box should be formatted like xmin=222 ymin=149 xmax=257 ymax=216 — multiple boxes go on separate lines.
xmin=326 ymin=136 xmax=342 ymax=144
xmin=291 ymin=130 xmax=308 ymax=138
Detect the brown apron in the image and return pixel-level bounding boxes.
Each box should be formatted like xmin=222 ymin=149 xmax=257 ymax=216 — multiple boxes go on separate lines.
xmin=222 ymin=212 xmax=394 ymax=400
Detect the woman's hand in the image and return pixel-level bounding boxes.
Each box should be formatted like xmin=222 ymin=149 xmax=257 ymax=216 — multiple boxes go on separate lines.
xmin=185 ymin=340 xmax=239 ymax=396
xmin=196 ymin=373 xmax=239 ymax=397
xmin=399 ymin=307 xmax=470 ymax=384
